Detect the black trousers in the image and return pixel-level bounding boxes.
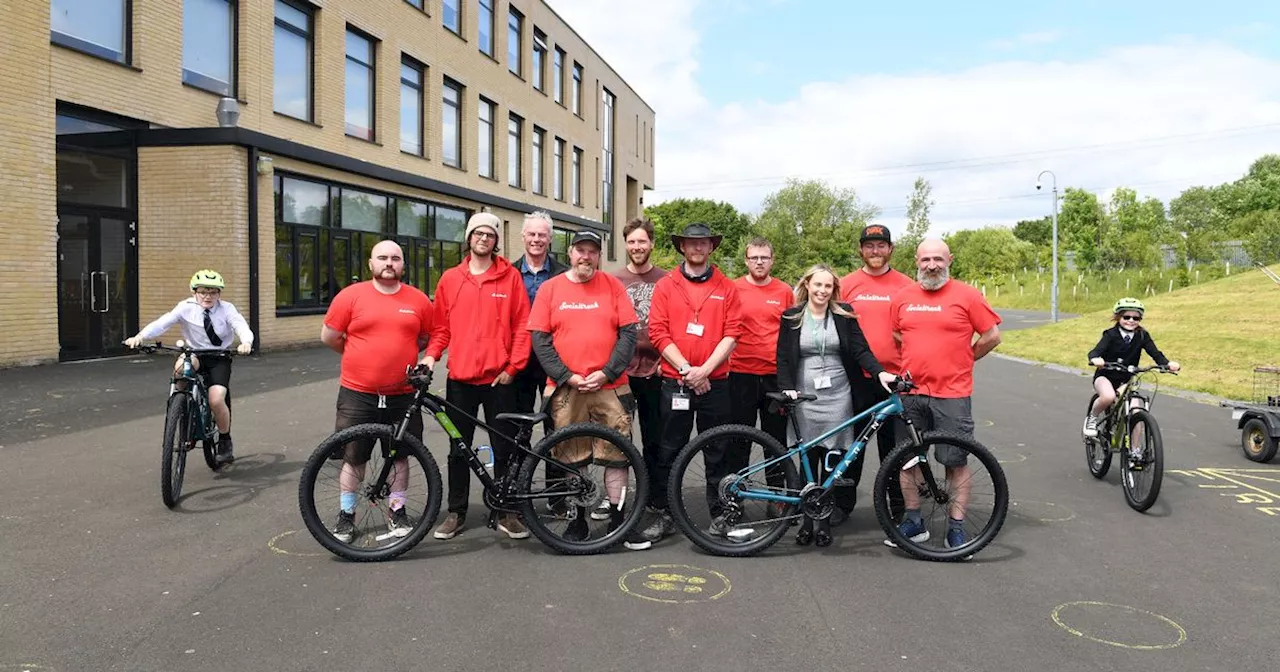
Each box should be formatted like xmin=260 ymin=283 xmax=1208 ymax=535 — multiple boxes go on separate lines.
xmin=727 ymin=372 xmax=789 ymax=488
xmin=444 ymin=379 xmax=518 ymax=515
xmin=628 ymin=373 xmax=664 ymax=495
xmin=842 ymin=374 xmax=904 ymax=516
xmin=513 ymin=360 xmax=554 ymax=435
xmin=653 ymin=378 xmax=731 ymax=511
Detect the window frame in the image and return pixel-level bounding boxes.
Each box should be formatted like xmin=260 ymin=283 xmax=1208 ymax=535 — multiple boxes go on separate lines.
xmin=50 ymin=0 xmax=131 ymax=65
xmin=507 ymin=7 xmax=523 ymax=77
xmin=478 ymin=0 xmax=495 ymax=58
xmin=531 ymin=126 xmax=545 ymax=195
xmin=399 ymin=55 xmax=426 ymax=156
xmin=507 ymin=113 xmax=523 ymax=189
xmin=272 ymin=0 xmax=315 ymax=122
xmin=553 ymin=47 xmax=565 ymax=105
xmin=532 ymin=29 xmax=547 ymax=93
xmin=343 ymin=27 xmax=378 ymax=142
xmin=478 ymin=97 xmax=496 ymax=179
xmin=442 ymin=0 xmax=461 ymax=35
xmin=181 ymin=0 xmax=237 ymax=97
xmin=571 ymin=62 xmax=583 ymax=116
xmin=442 ymin=77 xmax=464 ymax=168
xmin=553 ymin=137 xmax=565 ymax=201
xmin=571 ymin=146 xmax=582 ymax=206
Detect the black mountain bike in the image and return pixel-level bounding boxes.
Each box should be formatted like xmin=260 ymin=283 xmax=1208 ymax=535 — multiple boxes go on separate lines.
xmin=133 ymin=341 xmax=235 ymax=508
xmin=298 ymin=366 xmax=649 ymax=561
xmin=1084 ymin=362 xmax=1173 ymax=512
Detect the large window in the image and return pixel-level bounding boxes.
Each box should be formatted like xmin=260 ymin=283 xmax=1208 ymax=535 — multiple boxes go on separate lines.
xmin=274 ymin=174 xmax=471 ymax=309
xmin=507 ymin=8 xmax=523 ymax=76
xmin=571 ymin=62 xmax=583 ymax=116
xmin=602 ymin=89 xmax=616 ymax=231
xmin=344 ymin=29 xmax=376 ymax=141
xmin=507 ymin=114 xmax=523 ymax=188
xmin=478 ymin=98 xmax=495 ymax=179
xmin=531 ymin=127 xmax=545 ymax=195
xmin=553 ymin=47 xmax=565 ymax=104
xmin=532 ymin=29 xmax=547 ymax=92
xmin=273 ymin=0 xmax=313 ymax=121
xmin=182 ymin=0 xmax=235 ymax=96
xmin=51 ymin=0 xmax=128 ymax=63
xmin=400 ymin=57 xmax=425 ymax=155
xmin=442 ymin=0 xmax=460 ymax=34
xmin=553 ymin=137 xmax=565 ymax=201
xmin=442 ymin=78 xmax=462 ymax=168
xmin=571 ymin=147 xmax=582 ymax=206
xmin=478 ymin=0 xmax=494 ymax=57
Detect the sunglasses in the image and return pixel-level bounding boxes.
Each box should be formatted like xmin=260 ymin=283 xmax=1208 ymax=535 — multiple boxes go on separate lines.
xmin=1119 ymin=314 xmax=1143 ymax=322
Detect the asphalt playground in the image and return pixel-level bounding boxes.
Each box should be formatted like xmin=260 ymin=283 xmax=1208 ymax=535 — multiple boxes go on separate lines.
xmin=2 ymin=309 xmax=1277 ymax=672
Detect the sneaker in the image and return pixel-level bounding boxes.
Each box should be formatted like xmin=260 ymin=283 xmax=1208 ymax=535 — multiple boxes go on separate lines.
xmin=945 ymin=526 xmax=974 ymax=560
xmin=545 ymin=498 xmax=571 ymax=519
xmin=830 ymin=507 xmax=850 ymax=527
xmin=636 ymin=507 xmax=676 ymax=542
xmin=433 ymin=512 xmax=465 ymax=540
xmin=563 ymin=511 xmax=589 ymax=542
xmin=387 ymin=507 xmax=412 ymax=538
xmin=707 ymin=515 xmax=730 ymax=537
xmin=215 ymin=435 xmax=235 ymax=465
xmin=498 ymin=514 xmax=530 ymax=540
xmin=1082 ymin=415 xmax=1099 ymax=438
xmin=590 ymin=498 xmax=612 ymax=521
xmin=883 ymin=517 xmax=931 ymax=548
xmin=332 ymin=510 xmax=356 ymax=543
xmin=610 ymin=506 xmax=652 ymax=551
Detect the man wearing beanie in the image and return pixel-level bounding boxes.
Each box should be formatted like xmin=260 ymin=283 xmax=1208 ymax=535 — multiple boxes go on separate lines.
xmin=423 ymin=212 xmax=533 ymax=541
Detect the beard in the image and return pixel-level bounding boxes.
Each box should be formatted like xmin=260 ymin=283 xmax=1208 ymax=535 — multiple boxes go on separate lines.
xmin=863 ymin=254 xmax=889 ymax=270
xmin=628 ymin=248 xmax=651 ymax=267
xmin=376 ymin=266 xmax=402 ymax=280
xmin=918 ymin=266 xmax=949 ymax=291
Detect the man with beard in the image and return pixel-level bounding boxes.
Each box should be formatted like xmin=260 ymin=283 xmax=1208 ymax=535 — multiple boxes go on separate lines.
xmin=612 ymin=217 xmax=668 ymax=514
xmin=320 ymin=240 xmax=435 ymax=543
xmin=887 ymin=238 xmax=1001 ymax=556
xmin=513 ymin=211 xmax=568 ymax=427
xmin=528 ymin=229 xmax=652 ymax=551
xmin=423 ymin=213 xmax=532 ymax=541
xmin=838 ymin=224 xmax=914 ymax=524
xmin=642 ymin=223 xmax=742 ymax=541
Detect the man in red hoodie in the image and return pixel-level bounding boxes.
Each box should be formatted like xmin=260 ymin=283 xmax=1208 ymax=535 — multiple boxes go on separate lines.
xmin=423 ymin=212 xmax=532 ymax=541
xmin=641 ymin=222 xmax=742 ymax=541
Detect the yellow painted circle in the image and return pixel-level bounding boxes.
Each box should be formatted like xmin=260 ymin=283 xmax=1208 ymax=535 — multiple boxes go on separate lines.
xmin=268 ymin=530 xmax=327 ymax=557
xmin=618 ymin=564 xmax=731 ymax=604
xmin=980 ymin=419 xmax=995 ymax=427
xmin=0 ymin=665 xmax=56 ymax=671
xmin=1051 ymin=601 xmax=1186 ymax=650
xmin=1009 ymin=499 xmax=1076 ymax=523
xmin=996 ymin=452 xmax=1028 ymax=464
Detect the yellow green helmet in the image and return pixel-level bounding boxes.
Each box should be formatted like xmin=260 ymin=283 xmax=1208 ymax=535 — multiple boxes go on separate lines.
xmin=190 ymin=269 xmax=226 ymax=291
xmin=1113 ymin=296 xmax=1144 ymax=315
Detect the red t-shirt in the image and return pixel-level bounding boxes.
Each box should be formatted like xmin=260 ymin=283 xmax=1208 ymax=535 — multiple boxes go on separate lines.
xmin=890 ymin=280 xmax=1001 ymax=398
xmin=731 ymin=276 xmax=794 ymax=375
xmin=324 ymin=282 xmax=434 ymax=395
xmin=528 ymin=272 xmax=638 ymax=390
xmin=841 ymin=268 xmax=914 ymax=376
xmin=648 ymin=268 xmax=743 ymax=380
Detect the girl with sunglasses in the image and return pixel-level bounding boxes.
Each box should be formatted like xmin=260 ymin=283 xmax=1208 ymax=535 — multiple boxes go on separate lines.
xmin=1082 ymin=297 xmax=1180 ymax=438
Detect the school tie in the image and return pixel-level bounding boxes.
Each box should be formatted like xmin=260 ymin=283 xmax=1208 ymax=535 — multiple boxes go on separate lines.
xmin=1123 ymin=333 xmax=1132 ymax=345
xmin=204 ymin=308 xmax=223 ymax=347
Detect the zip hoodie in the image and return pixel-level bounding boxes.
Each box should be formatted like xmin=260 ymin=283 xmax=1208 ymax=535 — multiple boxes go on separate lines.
xmin=426 ymin=255 xmax=532 ymax=385
xmin=648 ymin=265 xmax=742 ymax=380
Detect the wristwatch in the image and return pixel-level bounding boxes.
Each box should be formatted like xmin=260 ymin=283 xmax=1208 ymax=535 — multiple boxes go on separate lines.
xmin=678 ymin=363 xmax=692 ymax=375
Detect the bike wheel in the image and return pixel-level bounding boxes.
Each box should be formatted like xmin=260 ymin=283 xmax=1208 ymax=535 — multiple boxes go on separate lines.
xmin=874 ymin=432 xmax=1009 ymax=562
xmin=1084 ymin=394 xmax=1110 ymax=479
xmin=160 ymin=395 xmax=190 ymax=508
xmin=1121 ymin=409 xmax=1163 ymax=512
xmin=517 ymin=422 xmax=649 ymax=555
xmin=667 ymin=424 xmax=802 ymax=557
xmin=298 ymin=423 xmax=442 ymax=562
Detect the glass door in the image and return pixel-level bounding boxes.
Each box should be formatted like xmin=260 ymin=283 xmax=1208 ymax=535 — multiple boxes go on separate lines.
xmin=57 ymin=211 xmax=137 ymax=360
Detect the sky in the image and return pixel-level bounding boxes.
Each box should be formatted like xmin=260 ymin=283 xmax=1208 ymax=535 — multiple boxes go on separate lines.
xmin=550 ymin=0 xmax=1280 ymax=237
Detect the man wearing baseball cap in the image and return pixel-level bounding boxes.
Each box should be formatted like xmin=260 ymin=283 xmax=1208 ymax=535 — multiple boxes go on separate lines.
xmin=423 ymin=212 xmax=532 ymax=541
xmin=838 ymin=224 xmax=913 ymax=524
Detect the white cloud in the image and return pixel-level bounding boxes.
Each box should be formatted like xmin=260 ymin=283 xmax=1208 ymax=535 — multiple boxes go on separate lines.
xmin=552 ymin=2 xmax=1280 ymax=238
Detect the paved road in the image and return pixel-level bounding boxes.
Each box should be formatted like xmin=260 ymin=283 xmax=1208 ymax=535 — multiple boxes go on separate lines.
xmin=2 ymin=312 xmax=1276 ymax=671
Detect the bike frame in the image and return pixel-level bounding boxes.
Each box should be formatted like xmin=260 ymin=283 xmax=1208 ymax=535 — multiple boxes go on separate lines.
xmin=167 ymin=351 xmax=216 ymax=444
xmin=1102 ymin=367 xmax=1160 ymax=452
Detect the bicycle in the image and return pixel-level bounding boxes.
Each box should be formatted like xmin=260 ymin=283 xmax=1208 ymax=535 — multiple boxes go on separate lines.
xmin=133 ymin=340 xmax=236 ymax=508
xmin=667 ymin=376 xmax=1009 ymax=562
xmin=297 ymin=366 xmax=649 ymax=562
xmin=1084 ymin=362 xmax=1174 ymax=512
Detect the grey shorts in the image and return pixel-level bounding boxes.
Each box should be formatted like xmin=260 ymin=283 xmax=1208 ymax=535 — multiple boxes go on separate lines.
xmin=900 ymin=395 xmax=975 ymax=467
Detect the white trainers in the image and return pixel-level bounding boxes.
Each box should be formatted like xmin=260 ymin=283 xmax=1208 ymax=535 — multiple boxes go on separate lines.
xmin=1082 ymin=415 xmax=1099 ymax=438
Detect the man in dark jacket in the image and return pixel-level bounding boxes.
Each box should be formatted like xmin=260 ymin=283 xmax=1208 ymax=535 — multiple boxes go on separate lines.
xmin=512 ymin=211 xmax=568 ymax=425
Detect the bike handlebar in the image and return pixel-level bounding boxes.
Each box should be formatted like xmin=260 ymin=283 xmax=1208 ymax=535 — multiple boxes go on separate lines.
xmin=128 ymin=340 xmax=236 ymax=357
xmin=1098 ymin=362 xmax=1176 ymax=375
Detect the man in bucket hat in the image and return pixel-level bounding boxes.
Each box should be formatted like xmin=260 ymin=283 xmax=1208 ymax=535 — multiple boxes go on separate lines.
xmin=636 ymin=222 xmax=743 ymax=542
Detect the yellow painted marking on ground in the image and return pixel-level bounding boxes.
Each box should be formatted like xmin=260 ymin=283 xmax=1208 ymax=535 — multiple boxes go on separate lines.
xmin=1009 ymin=499 xmax=1077 ymax=523
xmin=1170 ymin=467 xmax=1280 ymax=518
xmin=1051 ymin=601 xmax=1187 ymax=650
xmin=618 ymin=564 xmax=731 ymax=604
xmin=267 ymin=530 xmax=327 ymax=557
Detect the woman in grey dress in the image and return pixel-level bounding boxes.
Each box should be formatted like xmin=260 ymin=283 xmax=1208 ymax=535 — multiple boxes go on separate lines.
xmin=776 ymin=264 xmax=895 ymax=546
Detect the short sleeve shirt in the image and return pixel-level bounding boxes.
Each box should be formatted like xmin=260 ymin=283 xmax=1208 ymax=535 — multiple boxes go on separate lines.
xmin=890 ymin=280 xmax=1001 ymax=398
xmin=528 ymin=272 xmax=638 ymax=389
xmin=324 ymin=282 xmax=434 ymax=395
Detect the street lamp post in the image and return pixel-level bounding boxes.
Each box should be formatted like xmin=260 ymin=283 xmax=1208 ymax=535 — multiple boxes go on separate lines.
xmin=1037 ymin=170 xmax=1060 ymax=323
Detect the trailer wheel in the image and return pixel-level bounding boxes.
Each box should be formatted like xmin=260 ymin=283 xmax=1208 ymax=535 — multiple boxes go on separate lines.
xmin=1241 ymin=418 xmax=1278 ymax=463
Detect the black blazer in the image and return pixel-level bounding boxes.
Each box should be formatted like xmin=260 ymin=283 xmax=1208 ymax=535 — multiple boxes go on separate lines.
xmin=1087 ymin=325 xmax=1169 ymax=374
xmin=776 ymin=303 xmax=885 ymax=392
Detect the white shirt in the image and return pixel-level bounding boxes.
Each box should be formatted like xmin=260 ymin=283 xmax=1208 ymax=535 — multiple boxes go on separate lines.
xmin=138 ymin=298 xmax=254 ymax=350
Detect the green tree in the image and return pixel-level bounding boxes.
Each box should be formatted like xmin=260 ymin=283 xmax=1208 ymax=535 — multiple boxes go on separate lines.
xmin=945 ymin=227 xmax=1036 ymax=283
xmin=1058 ymin=188 xmax=1105 ymax=270
xmin=643 ymin=198 xmax=754 ymax=274
xmin=890 ymin=177 xmax=933 ymax=272
xmin=1169 ymin=185 xmax=1228 ymax=265
xmin=1012 ymin=216 xmax=1052 ymax=248
xmin=753 ymin=178 xmax=880 ymax=283
xmin=1100 ymin=188 xmax=1163 ymax=269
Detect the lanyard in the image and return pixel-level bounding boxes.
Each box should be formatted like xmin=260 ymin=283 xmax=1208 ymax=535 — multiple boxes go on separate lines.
xmin=804 ymin=309 xmax=830 ymax=362
xmin=674 ymin=273 xmax=723 ymax=324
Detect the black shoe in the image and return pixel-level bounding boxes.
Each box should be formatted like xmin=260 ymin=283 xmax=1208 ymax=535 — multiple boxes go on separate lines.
xmin=215 ymin=436 xmax=235 ymax=466
xmin=332 ymin=510 xmax=356 ymax=543
xmin=815 ymin=519 xmax=833 ymax=547
xmin=563 ymin=508 xmax=589 ymax=542
xmin=830 ymin=507 xmax=850 ymax=527
xmin=796 ymin=517 xmax=814 ymax=546
xmin=611 ymin=505 xmax=652 ymax=551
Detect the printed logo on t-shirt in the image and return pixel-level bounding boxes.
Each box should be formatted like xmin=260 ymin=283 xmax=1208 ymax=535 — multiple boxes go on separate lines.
xmin=709 ymin=294 xmax=725 ymax=301
xmin=398 ymin=308 xmax=416 ymax=314
xmin=558 ymin=301 xmax=601 ymax=311
xmin=765 ymin=299 xmax=782 ymax=306
xmin=854 ymin=293 xmax=891 ymax=302
xmin=491 ymin=292 xmax=508 ymax=299
xmin=905 ymin=304 xmax=943 ymax=312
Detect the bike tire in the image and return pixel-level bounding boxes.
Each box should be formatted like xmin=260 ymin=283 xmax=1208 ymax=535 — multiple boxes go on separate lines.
xmin=298 ymin=423 xmax=442 ymax=562
xmin=516 ymin=422 xmax=649 ymax=555
xmin=873 ymin=432 xmax=1009 ymax=562
xmin=667 ymin=424 xmax=801 ymax=558
xmin=1122 ymin=410 xmax=1163 ymax=512
xmin=1084 ymin=394 xmax=1110 ymax=479
xmin=160 ymin=395 xmax=189 ymax=508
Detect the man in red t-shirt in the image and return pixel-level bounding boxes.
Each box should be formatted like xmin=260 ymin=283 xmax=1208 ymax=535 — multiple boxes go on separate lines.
xmin=643 ymin=222 xmax=743 ymax=541
xmin=422 ymin=212 xmax=532 ymax=541
xmin=838 ymin=224 xmax=914 ymax=523
xmin=529 ymin=229 xmax=651 ymax=551
xmin=729 ymin=236 xmax=793 ymax=485
xmin=887 ymin=238 xmax=1002 ymax=556
xmin=321 ymin=239 xmax=435 ymax=544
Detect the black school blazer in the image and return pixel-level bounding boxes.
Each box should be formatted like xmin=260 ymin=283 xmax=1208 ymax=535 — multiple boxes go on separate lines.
xmin=776 ymin=303 xmax=886 ymax=392
xmin=1087 ymin=324 xmax=1169 ymax=370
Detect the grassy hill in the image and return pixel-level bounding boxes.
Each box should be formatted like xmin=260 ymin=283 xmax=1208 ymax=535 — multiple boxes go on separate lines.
xmin=978 ymin=265 xmax=1238 ymax=314
xmin=997 ymin=265 xmax=1280 ymax=401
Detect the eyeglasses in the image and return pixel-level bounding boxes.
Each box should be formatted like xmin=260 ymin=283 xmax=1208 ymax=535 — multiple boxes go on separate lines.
xmin=472 ymin=231 xmax=497 ymax=241
xmin=195 ymin=289 xmax=221 ymax=297
xmin=747 ymin=256 xmax=772 ymax=263
xmin=1119 ymin=314 xmax=1143 ymax=321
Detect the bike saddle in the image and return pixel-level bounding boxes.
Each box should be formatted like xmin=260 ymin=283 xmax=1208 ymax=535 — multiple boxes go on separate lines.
xmin=495 ymin=412 xmax=548 ymax=426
